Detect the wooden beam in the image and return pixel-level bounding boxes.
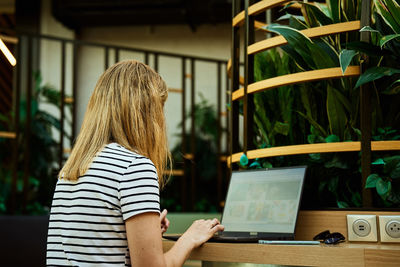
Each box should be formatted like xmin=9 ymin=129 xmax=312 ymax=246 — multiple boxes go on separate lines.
xmin=0 ymin=131 xmax=16 ymax=138
xmin=232 ymin=66 xmax=360 ymax=101
xmin=168 ymin=88 xmax=183 ymax=93
xmin=232 ymin=0 xmax=291 ymax=27
xmin=227 ymin=140 xmax=400 ymax=165
xmin=248 ymin=21 xmax=361 ymax=55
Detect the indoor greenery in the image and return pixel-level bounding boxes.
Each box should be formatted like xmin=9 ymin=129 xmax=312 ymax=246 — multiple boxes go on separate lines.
xmin=0 ymin=72 xmax=70 ymax=214
xmin=242 ymin=0 xmax=400 ymax=208
xmin=161 ymin=94 xmax=226 ymax=212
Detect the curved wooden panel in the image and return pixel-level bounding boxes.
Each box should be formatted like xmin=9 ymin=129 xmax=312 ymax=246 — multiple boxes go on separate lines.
xmin=227 ymin=141 xmax=400 ymax=164
xmin=248 ymin=21 xmax=361 ymax=55
xmin=254 ymin=20 xmax=268 ymax=31
xmin=0 ymin=131 xmax=16 ymax=139
xmin=169 ymin=169 xmax=184 ymax=176
xmin=232 ymin=66 xmax=360 ymax=101
xmin=371 ymin=140 xmax=400 ymax=151
xmin=232 ymin=0 xmax=291 ymax=27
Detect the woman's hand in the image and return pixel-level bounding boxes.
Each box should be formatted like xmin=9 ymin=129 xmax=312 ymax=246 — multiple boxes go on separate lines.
xmin=180 ymin=218 xmax=224 ymax=248
xmin=160 ymin=209 xmax=170 ymax=234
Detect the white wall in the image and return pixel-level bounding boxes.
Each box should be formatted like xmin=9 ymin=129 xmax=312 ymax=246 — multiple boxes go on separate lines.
xmin=77 ymin=24 xmax=231 ymax=149
xmin=37 ymin=0 xmax=232 ymax=151
xmin=39 ymin=0 xmax=75 ymax=150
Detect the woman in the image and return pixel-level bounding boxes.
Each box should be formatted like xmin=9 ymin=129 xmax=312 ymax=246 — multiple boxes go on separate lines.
xmin=46 ymin=60 xmax=224 ymax=266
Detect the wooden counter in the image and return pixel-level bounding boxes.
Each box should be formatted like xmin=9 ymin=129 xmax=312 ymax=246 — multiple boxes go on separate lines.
xmin=163 ymin=240 xmax=400 ymax=266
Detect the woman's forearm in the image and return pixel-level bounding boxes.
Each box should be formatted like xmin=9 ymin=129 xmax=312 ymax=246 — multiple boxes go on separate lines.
xmin=164 ymin=236 xmax=195 ymax=267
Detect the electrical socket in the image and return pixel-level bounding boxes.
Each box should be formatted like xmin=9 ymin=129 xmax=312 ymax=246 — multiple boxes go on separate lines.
xmin=379 ymin=215 xmax=400 ymax=243
xmin=347 ymin=215 xmax=378 ymax=242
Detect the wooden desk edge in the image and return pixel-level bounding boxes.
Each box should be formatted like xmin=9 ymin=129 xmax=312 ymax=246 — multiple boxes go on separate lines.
xmin=163 ymin=240 xmax=400 ymax=267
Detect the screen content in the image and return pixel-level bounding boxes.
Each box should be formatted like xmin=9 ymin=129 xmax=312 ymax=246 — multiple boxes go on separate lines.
xmin=221 ymin=167 xmax=305 ymax=233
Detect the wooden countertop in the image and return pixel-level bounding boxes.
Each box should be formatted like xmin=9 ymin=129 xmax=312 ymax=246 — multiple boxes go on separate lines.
xmin=162 ymin=240 xmax=400 ymax=267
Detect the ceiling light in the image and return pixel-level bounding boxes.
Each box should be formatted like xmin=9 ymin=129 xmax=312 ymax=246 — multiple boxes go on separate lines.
xmin=0 ymin=38 xmax=16 ymax=66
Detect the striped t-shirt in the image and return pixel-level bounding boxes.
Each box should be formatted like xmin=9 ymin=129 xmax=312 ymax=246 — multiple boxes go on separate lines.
xmin=46 ymin=143 xmax=160 ymax=267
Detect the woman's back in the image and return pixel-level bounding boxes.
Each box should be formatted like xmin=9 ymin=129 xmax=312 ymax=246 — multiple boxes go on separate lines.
xmin=46 ymin=143 xmax=160 ymax=266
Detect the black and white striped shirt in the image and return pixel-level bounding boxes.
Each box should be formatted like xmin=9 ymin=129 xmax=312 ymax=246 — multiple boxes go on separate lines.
xmin=46 ymin=143 xmax=160 ymax=267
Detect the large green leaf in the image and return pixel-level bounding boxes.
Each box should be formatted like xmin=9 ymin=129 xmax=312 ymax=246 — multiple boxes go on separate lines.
xmin=337 ymin=201 xmax=350 ymax=208
xmin=381 ymin=0 xmax=400 ymax=32
xmin=313 ymin=39 xmax=339 ymax=67
xmin=376 ymin=179 xmax=392 ymax=198
xmin=265 ymin=24 xmax=316 ymax=69
xmin=365 ymin=174 xmax=381 ymax=188
xmin=339 ymin=49 xmax=359 ymax=74
xmin=374 ymin=0 xmax=400 ymax=33
xmin=342 ymin=0 xmax=357 ymax=21
xmin=302 ymin=3 xmax=333 ymax=26
xmin=360 ymin=26 xmax=381 ymax=35
xmin=355 ymin=67 xmax=400 ymax=88
xmin=297 ymin=111 xmax=328 ymax=137
xmin=273 ymin=121 xmax=290 ymax=136
xmin=380 ymin=33 xmax=400 ymax=48
xmin=280 ymin=45 xmax=309 ymax=71
xmin=328 ymin=0 xmax=341 ymax=23
xmin=288 ymin=15 xmax=307 ymax=30
xmin=327 ymin=85 xmax=347 ymax=137
xmin=382 ymin=79 xmax=400 ymax=94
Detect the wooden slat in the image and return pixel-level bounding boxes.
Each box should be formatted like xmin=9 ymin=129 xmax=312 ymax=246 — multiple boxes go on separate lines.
xmin=232 ymin=66 xmax=360 ymax=101
xmin=227 ymin=140 xmax=400 ymax=164
xmin=232 ymin=0 xmax=291 ymax=27
xmin=183 ymin=153 xmax=194 ymax=160
xmin=254 ymin=20 xmax=268 ymax=32
xmin=0 ymin=35 xmax=18 ymax=44
xmin=168 ymin=169 xmax=184 ymax=176
xmin=219 ymin=155 xmax=228 ymax=162
xmin=64 ymin=97 xmax=74 ymax=104
xmin=168 ymin=88 xmax=183 ymax=93
xmin=371 ymin=140 xmax=400 ymax=151
xmin=0 ymin=131 xmax=16 ymax=139
xmin=248 ymin=21 xmax=361 ymax=55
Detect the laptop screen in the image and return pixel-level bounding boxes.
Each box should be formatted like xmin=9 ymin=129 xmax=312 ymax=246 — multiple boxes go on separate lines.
xmin=221 ymin=166 xmax=306 ymax=234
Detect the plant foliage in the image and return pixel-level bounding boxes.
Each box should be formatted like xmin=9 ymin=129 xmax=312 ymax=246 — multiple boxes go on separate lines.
xmin=247 ymin=0 xmax=400 ymax=208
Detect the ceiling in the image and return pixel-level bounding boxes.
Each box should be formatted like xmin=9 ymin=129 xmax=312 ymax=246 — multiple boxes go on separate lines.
xmin=52 ymin=0 xmax=232 ymax=30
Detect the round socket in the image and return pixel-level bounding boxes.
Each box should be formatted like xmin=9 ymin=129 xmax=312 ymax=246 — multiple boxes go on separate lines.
xmin=353 ymin=219 xmax=371 ymax=237
xmin=385 ymin=220 xmax=400 ymax=238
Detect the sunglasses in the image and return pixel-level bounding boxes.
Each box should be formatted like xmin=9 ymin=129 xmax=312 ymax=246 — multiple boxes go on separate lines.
xmin=313 ymin=230 xmax=345 ymax=244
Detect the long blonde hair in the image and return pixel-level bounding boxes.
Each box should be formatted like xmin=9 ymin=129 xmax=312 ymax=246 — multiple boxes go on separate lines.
xmin=59 ymin=60 xmax=171 ymax=188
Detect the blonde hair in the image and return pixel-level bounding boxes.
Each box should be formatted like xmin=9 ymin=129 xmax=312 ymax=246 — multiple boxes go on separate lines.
xmin=59 ymin=60 xmax=171 ymax=189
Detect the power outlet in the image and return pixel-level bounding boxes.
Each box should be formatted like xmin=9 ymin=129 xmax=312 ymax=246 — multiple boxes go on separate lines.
xmin=347 ymin=215 xmax=378 ymax=242
xmin=379 ymin=215 xmax=400 ymax=243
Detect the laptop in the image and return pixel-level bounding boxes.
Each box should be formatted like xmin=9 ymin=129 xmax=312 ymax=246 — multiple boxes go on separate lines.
xmin=163 ymin=166 xmax=307 ymax=243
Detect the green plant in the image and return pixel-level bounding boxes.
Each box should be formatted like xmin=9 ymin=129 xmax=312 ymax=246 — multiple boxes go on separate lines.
xmin=366 ymin=155 xmax=400 ymax=207
xmin=247 ymin=0 xmax=400 ymax=208
xmin=0 ymin=72 xmax=71 ymax=214
xmin=161 ymin=94 xmax=225 ymax=212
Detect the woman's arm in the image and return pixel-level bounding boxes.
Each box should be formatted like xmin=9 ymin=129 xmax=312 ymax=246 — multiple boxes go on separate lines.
xmin=126 ymin=212 xmax=224 ymax=267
